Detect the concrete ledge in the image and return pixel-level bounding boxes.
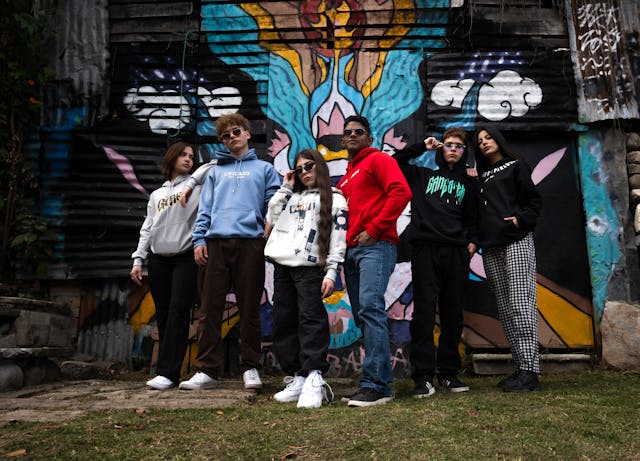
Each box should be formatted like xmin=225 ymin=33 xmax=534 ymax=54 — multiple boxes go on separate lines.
xmin=472 ymin=353 xmax=592 ymax=375
xmin=0 ymin=297 xmax=70 ymax=316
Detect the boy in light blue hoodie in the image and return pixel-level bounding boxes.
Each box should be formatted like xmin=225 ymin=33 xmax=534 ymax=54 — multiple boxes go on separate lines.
xmin=179 ymin=114 xmax=280 ymax=391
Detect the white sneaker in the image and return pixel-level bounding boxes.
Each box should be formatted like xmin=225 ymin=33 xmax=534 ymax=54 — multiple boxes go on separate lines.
xmin=297 ymin=370 xmax=334 ymax=409
xmin=146 ymin=375 xmax=175 ymax=390
xmin=274 ymin=375 xmax=306 ymax=403
xmin=243 ymin=368 xmax=263 ymax=389
xmin=178 ymin=372 xmax=217 ymax=390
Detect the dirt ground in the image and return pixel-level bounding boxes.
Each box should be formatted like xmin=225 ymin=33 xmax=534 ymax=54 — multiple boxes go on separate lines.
xmin=0 ymin=378 xmax=256 ymax=426
xmin=0 ymin=370 xmax=357 ymax=426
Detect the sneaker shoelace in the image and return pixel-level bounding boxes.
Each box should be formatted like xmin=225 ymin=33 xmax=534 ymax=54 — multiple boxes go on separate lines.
xmin=281 ymin=376 xmax=299 ymax=389
xmin=308 ymin=374 xmax=334 ymax=403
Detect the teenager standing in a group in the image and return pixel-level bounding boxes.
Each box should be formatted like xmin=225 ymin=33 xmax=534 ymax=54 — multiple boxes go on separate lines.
xmin=180 ymin=114 xmax=280 ymax=391
xmin=265 ymin=149 xmax=347 ymax=408
xmin=394 ymin=128 xmax=479 ymax=398
xmin=131 ymin=142 xmax=199 ymax=390
xmin=475 ymin=126 xmax=542 ymax=392
xmin=337 ymin=115 xmax=412 ymax=407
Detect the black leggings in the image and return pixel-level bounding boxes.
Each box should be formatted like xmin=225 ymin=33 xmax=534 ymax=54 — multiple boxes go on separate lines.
xmin=148 ymin=250 xmax=198 ymax=382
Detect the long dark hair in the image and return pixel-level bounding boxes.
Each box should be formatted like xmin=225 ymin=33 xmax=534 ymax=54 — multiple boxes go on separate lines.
xmin=162 ymin=141 xmax=195 ymax=180
xmin=293 ymin=149 xmax=333 ymax=266
xmin=474 ymin=126 xmax=521 ymax=175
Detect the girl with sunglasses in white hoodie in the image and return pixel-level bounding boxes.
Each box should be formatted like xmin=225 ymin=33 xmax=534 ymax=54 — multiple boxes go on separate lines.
xmin=264 ymin=149 xmax=348 ymax=408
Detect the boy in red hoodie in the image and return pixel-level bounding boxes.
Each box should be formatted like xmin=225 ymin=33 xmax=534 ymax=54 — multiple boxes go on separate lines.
xmin=337 ymin=115 xmax=412 ymax=407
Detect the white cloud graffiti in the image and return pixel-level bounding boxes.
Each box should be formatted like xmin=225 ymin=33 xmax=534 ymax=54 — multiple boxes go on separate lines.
xmin=478 ymin=70 xmax=542 ymax=121
xmin=430 ymin=78 xmax=475 ymax=108
xmin=430 ymin=70 xmax=542 ymax=122
xmin=123 ymin=85 xmax=242 ymax=134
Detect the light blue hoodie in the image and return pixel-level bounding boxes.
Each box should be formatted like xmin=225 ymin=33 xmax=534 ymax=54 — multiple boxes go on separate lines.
xmin=192 ymin=148 xmax=280 ymax=245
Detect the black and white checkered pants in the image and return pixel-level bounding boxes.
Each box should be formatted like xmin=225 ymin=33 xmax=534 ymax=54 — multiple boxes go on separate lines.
xmin=483 ymin=233 xmax=540 ymax=373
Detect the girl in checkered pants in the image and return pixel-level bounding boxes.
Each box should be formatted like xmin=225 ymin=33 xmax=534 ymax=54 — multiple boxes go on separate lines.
xmin=474 ymin=127 xmax=543 ymax=392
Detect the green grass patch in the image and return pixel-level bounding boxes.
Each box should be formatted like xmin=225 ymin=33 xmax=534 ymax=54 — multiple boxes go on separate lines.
xmin=1 ymin=371 xmax=638 ymax=460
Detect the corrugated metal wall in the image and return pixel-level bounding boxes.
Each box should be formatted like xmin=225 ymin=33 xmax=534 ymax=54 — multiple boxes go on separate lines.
xmin=38 ymin=1 xmax=599 ymax=367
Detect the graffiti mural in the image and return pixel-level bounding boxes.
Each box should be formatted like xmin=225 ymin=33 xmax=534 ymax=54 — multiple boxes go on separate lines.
xmin=104 ymin=2 xmax=595 ymax=374
xmin=567 ymin=0 xmax=639 ymax=121
xmin=426 ymin=50 xmax=578 ymax=131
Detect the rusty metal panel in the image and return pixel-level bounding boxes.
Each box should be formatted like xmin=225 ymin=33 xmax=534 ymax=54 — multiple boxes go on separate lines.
xmin=42 ymin=0 xmax=110 ymax=118
xmin=566 ymin=0 xmax=640 ymax=121
xmin=426 ymin=50 xmax=579 ymax=131
xmin=109 ymin=0 xmax=199 ymax=43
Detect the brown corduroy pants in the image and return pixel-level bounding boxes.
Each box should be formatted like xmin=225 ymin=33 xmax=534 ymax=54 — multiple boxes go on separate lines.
xmin=195 ymin=237 xmax=266 ymax=378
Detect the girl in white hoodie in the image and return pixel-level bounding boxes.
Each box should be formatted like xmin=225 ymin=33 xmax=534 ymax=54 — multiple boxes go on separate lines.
xmin=131 ymin=142 xmax=200 ymax=390
xmin=265 ymin=149 xmax=348 ymax=408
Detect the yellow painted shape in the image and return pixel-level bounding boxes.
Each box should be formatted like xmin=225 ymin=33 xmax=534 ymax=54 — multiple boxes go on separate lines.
xmin=537 ymin=284 xmax=594 ymax=347
xmin=361 ymin=51 xmax=387 ymax=98
xmin=317 ymin=144 xmax=348 ymax=162
xmin=128 ymin=290 xmax=155 ymax=334
xmin=323 ymin=288 xmax=346 ymax=305
xmin=274 ymin=50 xmax=308 ymax=96
xmin=221 ymin=311 xmax=240 ymax=338
xmin=179 ymin=309 xmax=237 ymax=375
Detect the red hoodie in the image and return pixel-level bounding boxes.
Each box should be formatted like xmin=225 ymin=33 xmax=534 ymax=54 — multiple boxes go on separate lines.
xmin=337 ymin=147 xmax=412 ymax=247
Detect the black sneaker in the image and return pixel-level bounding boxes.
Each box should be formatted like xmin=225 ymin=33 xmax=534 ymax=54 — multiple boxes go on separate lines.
xmin=497 ymin=370 xmax=519 ymax=388
xmin=502 ymin=370 xmax=542 ymax=392
xmin=412 ymin=379 xmax=436 ymax=399
xmin=438 ymin=375 xmax=470 ymax=393
xmin=347 ymin=388 xmax=393 ymax=407
xmin=340 ymin=389 xmax=359 ymax=403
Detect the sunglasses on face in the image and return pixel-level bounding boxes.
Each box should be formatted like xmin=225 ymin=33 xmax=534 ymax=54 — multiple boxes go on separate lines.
xmin=219 ymin=127 xmax=243 ymax=141
xmin=444 ymin=142 xmax=465 ymax=150
xmin=294 ymin=162 xmax=315 ymax=176
xmin=343 ymin=128 xmax=367 ymax=137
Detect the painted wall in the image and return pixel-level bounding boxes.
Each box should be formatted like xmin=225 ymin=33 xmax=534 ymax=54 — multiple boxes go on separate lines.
xmin=566 ymin=0 xmax=640 ymax=121
xmin=40 ymin=1 xmax=616 ymax=371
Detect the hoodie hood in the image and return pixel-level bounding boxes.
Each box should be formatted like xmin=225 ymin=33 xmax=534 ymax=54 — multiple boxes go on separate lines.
xmin=161 ymin=173 xmax=190 ymax=188
xmin=349 ymin=147 xmax=379 ymax=167
xmin=214 ymin=148 xmax=257 ymax=164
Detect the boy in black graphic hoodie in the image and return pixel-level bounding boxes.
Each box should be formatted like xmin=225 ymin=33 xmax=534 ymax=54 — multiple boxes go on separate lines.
xmin=394 ymin=127 xmax=478 ymax=398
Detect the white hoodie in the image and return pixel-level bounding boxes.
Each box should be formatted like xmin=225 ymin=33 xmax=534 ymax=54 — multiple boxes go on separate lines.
xmin=132 ymin=174 xmax=201 ymax=265
xmin=265 ymin=184 xmax=348 ymax=282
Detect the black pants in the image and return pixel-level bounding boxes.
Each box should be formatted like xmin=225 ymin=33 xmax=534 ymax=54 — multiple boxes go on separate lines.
xmin=148 ymin=251 xmax=198 ymax=382
xmin=272 ymin=263 xmax=330 ymax=376
xmin=410 ymin=242 xmax=468 ymax=380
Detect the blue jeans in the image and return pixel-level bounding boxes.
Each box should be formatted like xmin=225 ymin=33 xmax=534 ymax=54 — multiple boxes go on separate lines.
xmin=344 ymin=241 xmax=397 ymax=396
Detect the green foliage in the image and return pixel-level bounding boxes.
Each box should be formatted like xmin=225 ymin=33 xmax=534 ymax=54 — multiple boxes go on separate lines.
xmin=0 ymin=0 xmax=53 ymax=283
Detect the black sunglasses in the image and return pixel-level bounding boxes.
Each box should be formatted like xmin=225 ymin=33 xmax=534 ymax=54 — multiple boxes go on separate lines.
xmin=294 ymin=162 xmax=315 ymax=176
xmin=219 ymin=127 xmax=243 ymax=141
xmin=343 ymin=128 xmax=367 ymax=137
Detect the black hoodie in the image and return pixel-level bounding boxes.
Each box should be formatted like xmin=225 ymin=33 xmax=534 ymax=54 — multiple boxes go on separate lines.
xmin=477 ymin=157 xmax=541 ymax=248
xmin=394 ymin=143 xmax=478 ymax=247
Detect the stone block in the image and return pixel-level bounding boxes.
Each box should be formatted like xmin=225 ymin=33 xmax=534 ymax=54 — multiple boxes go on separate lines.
xmin=631 ymin=189 xmax=640 ymax=206
xmin=0 ymin=362 xmax=23 ymax=391
xmin=601 ymin=301 xmax=640 ymax=370
xmin=627 ymin=133 xmax=640 ymax=151
xmin=22 ymin=359 xmax=61 ymax=386
xmin=48 ymin=314 xmax=72 ymax=347
xmin=629 ymin=173 xmax=640 ymax=190
xmin=59 ymin=360 xmax=103 ymax=380
xmin=0 ymin=334 xmax=16 ymax=348
xmin=628 ymin=163 xmax=640 ymax=175
xmin=15 ymin=311 xmax=50 ymax=346
xmin=627 ymin=150 xmax=640 ymax=165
